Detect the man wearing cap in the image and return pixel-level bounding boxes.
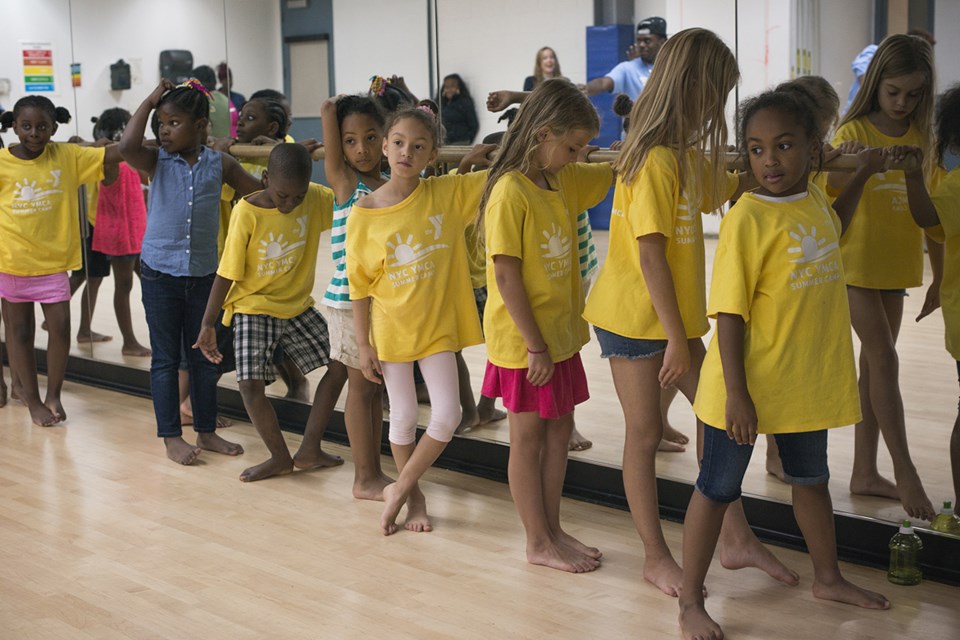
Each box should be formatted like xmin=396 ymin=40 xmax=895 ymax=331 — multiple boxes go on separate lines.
xmin=582 ymin=17 xmax=667 ymax=99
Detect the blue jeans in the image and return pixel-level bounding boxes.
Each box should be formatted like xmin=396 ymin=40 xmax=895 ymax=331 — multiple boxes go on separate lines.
xmin=696 ymin=425 xmax=830 ymax=503
xmin=141 ymin=262 xmax=219 ymax=438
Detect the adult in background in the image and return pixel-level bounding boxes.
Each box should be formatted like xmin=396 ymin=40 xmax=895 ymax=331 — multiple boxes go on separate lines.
xmin=581 ymin=16 xmax=667 ymax=100
xmin=523 ymin=47 xmax=564 ymax=91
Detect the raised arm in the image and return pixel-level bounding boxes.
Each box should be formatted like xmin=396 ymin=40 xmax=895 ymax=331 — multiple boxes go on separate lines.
xmin=120 ymin=80 xmax=173 ymax=176
xmin=581 ymin=76 xmax=614 ymax=97
xmin=903 ymin=150 xmax=941 ymax=228
xmin=831 ymin=146 xmax=886 ymax=234
xmin=321 ymin=96 xmax=356 ymax=201
xmin=222 ymin=153 xmax=262 ymax=196
xmin=486 ymin=90 xmax=527 ymax=113
xmin=493 ymin=255 xmax=553 ymax=386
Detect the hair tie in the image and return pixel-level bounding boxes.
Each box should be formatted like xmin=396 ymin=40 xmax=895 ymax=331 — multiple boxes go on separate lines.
xmin=177 ymin=77 xmax=216 ymax=112
xmin=416 ymin=104 xmax=437 ymax=119
xmin=369 ymin=76 xmax=388 ymax=97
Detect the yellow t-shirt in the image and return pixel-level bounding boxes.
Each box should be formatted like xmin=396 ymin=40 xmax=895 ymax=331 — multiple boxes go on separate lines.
xmin=832 ymin=117 xmax=927 ymax=289
xmin=584 ymin=146 xmax=737 ymax=339
xmin=217 ymin=183 xmax=334 ymax=325
xmin=0 ymin=143 xmax=105 ymax=276
xmin=484 ymin=162 xmax=614 ymax=368
xmin=693 ymin=186 xmax=861 ymax=434
xmin=346 ymin=171 xmax=487 ymax=362
xmin=922 ymin=168 xmax=960 ymax=360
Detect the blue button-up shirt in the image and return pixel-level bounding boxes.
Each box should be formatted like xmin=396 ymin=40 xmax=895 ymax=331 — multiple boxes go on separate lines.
xmin=142 ymin=146 xmax=222 ymax=277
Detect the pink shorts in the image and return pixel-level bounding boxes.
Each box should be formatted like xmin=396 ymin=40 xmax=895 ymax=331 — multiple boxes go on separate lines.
xmin=481 ymin=353 xmax=589 ymax=419
xmin=0 ymin=271 xmax=71 ymax=304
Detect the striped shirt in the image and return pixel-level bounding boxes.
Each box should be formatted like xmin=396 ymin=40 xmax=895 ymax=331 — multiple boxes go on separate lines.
xmin=322 ymin=177 xmax=378 ymax=309
xmin=577 ymin=209 xmax=599 ymax=284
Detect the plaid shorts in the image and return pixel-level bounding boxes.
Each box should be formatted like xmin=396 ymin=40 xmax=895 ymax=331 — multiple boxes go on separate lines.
xmin=233 ymin=307 xmax=331 ymax=382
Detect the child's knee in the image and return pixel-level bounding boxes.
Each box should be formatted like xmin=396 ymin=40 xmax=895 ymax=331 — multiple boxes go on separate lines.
xmin=425 ymin=407 xmax=461 ymax=443
xmin=388 ymin=420 xmax=417 ymax=446
xmin=239 ymin=379 xmax=266 ymax=403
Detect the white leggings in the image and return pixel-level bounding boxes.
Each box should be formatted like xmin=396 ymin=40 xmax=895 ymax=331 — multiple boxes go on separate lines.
xmin=381 ymin=351 xmax=461 ymax=446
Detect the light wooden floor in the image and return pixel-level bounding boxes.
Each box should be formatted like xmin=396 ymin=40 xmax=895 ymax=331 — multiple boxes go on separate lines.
xmin=66 ymin=230 xmax=958 ymax=529
xmin=1 ymin=382 xmax=957 ymax=639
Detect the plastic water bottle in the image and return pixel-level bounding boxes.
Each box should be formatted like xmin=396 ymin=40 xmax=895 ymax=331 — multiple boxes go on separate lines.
xmin=888 ymin=520 xmax=923 ymax=585
xmin=930 ymin=501 xmax=960 ymax=535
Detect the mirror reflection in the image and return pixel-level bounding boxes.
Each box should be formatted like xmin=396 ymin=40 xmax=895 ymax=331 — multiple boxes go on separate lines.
xmin=17 ymin=0 xmax=954 ymax=532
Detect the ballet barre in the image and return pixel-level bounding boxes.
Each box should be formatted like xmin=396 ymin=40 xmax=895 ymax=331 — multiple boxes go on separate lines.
xmin=228 ymin=144 xmax=920 ymax=172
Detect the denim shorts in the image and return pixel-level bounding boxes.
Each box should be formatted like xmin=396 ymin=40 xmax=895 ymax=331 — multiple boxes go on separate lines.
xmin=594 ymin=326 xmax=667 ymax=359
xmin=696 ymin=425 xmax=830 ymax=503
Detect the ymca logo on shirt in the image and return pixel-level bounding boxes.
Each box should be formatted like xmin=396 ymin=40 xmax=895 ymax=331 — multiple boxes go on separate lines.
xmin=787 ymin=217 xmax=841 ymax=291
xmin=540 ymin=222 xmax=571 ymax=280
xmin=674 ymin=192 xmax=697 ymax=245
xmin=256 ymin=215 xmax=308 ymax=277
xmin=11 ymin=170 xmax=63 ymax=215
xmin=385 ymin=214 xmax=449 ymax=288
xmin=870 ymin=171 xmax=908 ymax=213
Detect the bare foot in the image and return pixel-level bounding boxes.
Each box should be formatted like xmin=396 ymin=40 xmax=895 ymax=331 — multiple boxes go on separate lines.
xmin=812 ymin=576 xmax=889 ymax=610
xmin=663 ymin=423 xmax=689 ymax=445
xmin=403 ymin=490 xmax=433 ymax=532
xmin=895 ymin=473 xmax=936 ymax=521
xmin=556 ymin=528 xmax=602 ymax=560
xmin=293 ymin=448 xmax=344 ymax=470
xmin=28 ymin=401 xmax=60 ymax=427
xmin=240 ymin=456 xmax=293 ymax=482
xmin=380 ymin=482 xmax=407 ymax=535
xmin=10 ymin=383 xmax=23 ymax=404
xmin=849 ymin=472 xmax=899 ymax=500
xmin=44 ymin=398 xmax=66 ymax=423
xmin=455 ymin=409 xmax=480 ymax=435
xmin=478 ymin=403 xmax=507 ymax=424
xmin=77 ymin=331 xmax=113 ymax=343
xmin=719 ymin=538 xmax=799 ymax=586
xmin=196 ymin=431 xmax=244 ymax=456
xmin=216 ymin=415 xmax=233 ymax=428
xmin=526 ymin=538 xmax=600 ymax=573
xmin=679 ymin=600 xmax=724 ymax=640
xmin=568 ymin=427 xmax=593 ymax=452
xmin=766 ymin=450 xmax=786 ymax=481
xmin=657 ymin=438 xmax=686 ymax=452
xmin=164 ymin=436 xmax=201 ymax=465
xmin=353 ymin=474 xmax=393 ymax=501
xmin=643 ymin=553 xmax=684 ymax=597
xmin=121 ymin=342 xmax=152 ymax=357
xmin=0 ymin=383 xmax=7 ymax=408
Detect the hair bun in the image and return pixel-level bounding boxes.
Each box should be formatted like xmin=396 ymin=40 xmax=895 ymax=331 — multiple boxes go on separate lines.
xmin=612 ymin=93 xmax=633 ymax=117
xmin=54 ymin=106 xmax=72 ymax=124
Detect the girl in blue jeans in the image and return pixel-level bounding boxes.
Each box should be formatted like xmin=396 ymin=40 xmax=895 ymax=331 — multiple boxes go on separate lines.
xmin=120 ymin=79 xmax=261 ymax=465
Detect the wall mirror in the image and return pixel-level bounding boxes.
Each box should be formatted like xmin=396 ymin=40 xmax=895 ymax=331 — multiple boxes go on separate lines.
xmin=21 ymin=0 xmax=957 ymax=562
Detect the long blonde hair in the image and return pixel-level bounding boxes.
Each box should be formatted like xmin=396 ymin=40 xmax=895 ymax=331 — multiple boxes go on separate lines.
xmin=477 ymin=79 xmax=598 ymax=230
xmin=614 ymin=28 xmax=738 ymax=212
xmin=532 ymin=47 xmax=563 ymax=87
xmin=840 ymin=33 xmax=935 ymax=176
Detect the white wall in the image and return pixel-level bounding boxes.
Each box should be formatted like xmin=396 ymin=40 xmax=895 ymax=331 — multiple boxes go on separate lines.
xmin=935 ymin=0 xmax=960 ymax=91
xmin=0 ymin=0 xmax=280 ymax=142
xmin=434 ymin=0 xmax=592 ymax=141
xmin=331 ymin=0 xmax=431 ymax=99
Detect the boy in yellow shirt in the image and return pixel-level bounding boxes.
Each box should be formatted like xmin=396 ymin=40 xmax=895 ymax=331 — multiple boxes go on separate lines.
xmin=195 ymin=143 xmax=344 ymax=482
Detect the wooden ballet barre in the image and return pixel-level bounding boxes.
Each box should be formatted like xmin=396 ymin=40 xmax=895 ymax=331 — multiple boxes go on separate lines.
xmin=228 ymin=144 xmax=919 ymax=172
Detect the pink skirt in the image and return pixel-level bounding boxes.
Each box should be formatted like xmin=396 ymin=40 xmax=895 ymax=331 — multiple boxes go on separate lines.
xmin=92 ymin=162 xmax=147 ymax=256
xmin=481 ymin=353 xmax=589 ymax=419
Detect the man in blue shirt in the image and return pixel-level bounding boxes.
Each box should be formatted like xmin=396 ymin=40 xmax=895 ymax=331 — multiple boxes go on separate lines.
xmin=583 ymin=16 xmax=667 ymax=100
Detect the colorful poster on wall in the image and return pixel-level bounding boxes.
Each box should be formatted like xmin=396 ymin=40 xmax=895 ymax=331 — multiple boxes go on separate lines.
xmin=22 ymin=42 xmax=55 ymax=92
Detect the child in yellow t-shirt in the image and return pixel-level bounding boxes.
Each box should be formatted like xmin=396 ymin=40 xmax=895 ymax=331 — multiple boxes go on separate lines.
xmin=680 ymin=89 xmax=891 ymax=640
xmin=477 ymin=79 xmax=614 ymax=573
xmin=195 ymin=143 xmax=343 ymax=482
xmin=904 ymin=83 xmax=960 ymax=509
xmin=584 ymin=29 xmax=790 ymax=595
xmin=347 ymin=108 xmax=491 ymax=536
xmin=830 ymin=34 xmax=939 ymax=521
xmin=0 ymin=95 xmax=122 ymax=427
